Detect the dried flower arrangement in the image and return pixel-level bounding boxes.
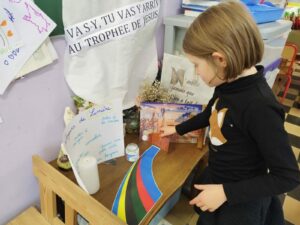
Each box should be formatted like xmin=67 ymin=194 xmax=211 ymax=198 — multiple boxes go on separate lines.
xmin=138 ymin=80 xmax=176 ymax=103
xmin=123 ymin=80 xmax=175 ymax=134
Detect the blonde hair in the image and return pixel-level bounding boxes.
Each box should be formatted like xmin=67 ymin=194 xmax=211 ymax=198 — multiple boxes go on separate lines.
xmin=183 ymin=1 xmax=264 ymax=79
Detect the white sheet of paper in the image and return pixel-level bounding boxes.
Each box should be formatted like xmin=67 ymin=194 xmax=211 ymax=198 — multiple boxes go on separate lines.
xmin=62 ymin=99 xmax=125 ymax=193
xmin=160 ymin=53 xmax=214 ymax=105
xmin=0 ymin=0 xmax=56 ymax=94
xmin=0 ymin=6 xmax=23 ymax=56
xmin=16 ymin=37 xmax=57 ymax=78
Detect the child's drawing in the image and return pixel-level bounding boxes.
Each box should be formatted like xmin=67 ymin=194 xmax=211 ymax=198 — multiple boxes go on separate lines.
xmin=23 ymin=2 xmax=50 ymax=33
xmin=4 ymin=8 xmax=15 ymax=22
xmin=0 ymin=30 xmax=8 ymax=54
xmin=0 ymin=8 xmax=22 ymax=56
xmin=0 ymin=20 xmax=12 ymax=55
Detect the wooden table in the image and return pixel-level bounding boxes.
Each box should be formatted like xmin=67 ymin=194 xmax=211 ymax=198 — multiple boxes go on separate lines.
xmin=49 ymin=134 xmax=208 ymax=225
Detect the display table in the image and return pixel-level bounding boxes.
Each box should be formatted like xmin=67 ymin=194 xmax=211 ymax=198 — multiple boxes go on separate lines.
xmin=33 ymin=134 xmax=208 ymax=225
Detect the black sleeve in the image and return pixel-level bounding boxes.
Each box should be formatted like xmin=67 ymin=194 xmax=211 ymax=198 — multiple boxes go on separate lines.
xmin=223 ymin=100 xmax=300 ymax=204
xmin=175 ymin=95 xmax=216 ymax=135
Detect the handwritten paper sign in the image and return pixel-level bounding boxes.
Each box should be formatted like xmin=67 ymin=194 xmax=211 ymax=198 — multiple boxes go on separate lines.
xmin=0 ymin=0 xmax=56 ymax=95
xmin=62 ymin=99 xmax=124 ymax=193
xmin=64 ymin=0 xmax=159 ymax=55
xmin=161 ymin=53 xmax=214 ymax=105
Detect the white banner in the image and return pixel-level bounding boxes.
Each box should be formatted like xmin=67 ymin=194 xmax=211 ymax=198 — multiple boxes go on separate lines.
xmin=65 ymin=0 xmax=159 ymax=55
xmin=63 ymin=0 xmax=160 ymax=109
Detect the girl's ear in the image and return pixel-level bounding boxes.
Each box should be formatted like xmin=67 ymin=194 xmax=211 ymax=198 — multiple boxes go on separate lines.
xmin=212 ymin=52 xmax=227 ymax=68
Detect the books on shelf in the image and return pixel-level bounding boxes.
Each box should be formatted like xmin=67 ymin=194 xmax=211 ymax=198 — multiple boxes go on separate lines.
xmin=182 ymin=0 xmax=220 ymax=17
xmin=182 ymin=0 xmax=284 ymax=23
xmin=182 ymin=0 xmax=220 ymax=10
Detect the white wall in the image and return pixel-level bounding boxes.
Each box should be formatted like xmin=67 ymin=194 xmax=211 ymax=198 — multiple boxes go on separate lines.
xmin=156 ymin=0 xmax=183 ymax=60
xmin=0 ymin=37 xmax=74 ymax=224
xmin=0 ymin=0 xmax=182 ymax=223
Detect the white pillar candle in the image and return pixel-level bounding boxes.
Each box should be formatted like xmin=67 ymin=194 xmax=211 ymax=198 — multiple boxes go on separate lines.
xmin=78 ymin=156 xmax=100 ymax=194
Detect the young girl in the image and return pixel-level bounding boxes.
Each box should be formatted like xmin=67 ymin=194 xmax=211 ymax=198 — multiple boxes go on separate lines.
xmin=161 ymin=2 xmax=300 ymax=225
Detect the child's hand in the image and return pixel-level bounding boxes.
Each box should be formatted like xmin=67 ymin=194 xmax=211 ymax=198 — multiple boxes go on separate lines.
xmin=189 ymin=184 xmax=227 ymax=212
xmin=160 ymin=126 xmax=176 ymax=137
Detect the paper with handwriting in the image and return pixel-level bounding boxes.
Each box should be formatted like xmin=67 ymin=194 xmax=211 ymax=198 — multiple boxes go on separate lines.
xmin=0 ymin=0 xmax=56 ymax=94
xmin=62 ymin=99 xmax=124 ymax=193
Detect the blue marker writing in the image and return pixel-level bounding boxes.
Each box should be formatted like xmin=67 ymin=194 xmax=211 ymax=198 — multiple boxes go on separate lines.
xmin=90 ymin=106 xmax=112 ymax=117
xmin=4 ymin=8 xmax=15 ymax=22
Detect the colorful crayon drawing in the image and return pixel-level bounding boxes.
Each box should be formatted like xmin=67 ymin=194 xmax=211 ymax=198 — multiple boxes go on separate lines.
xmin=0 ymin=7 xmax=23 ymax=57
xmin=0 ymin=19 xmax=13 ymax=55
xmin=112 ymin=145 xmax=162 ymax=225
xmin=23 ymin=2 xmax=50 ymax=33
xmin=0 ymin=0 xmax=55 ymax=94
xmin=4 ymin=8 xmax=16 ymax=22
xmin=0 ymin=33 xmax=8 ymax=55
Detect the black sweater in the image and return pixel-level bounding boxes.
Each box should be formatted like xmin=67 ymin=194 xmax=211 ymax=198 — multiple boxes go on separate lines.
xmin=176 ymin=66 xmax=300 ymax=204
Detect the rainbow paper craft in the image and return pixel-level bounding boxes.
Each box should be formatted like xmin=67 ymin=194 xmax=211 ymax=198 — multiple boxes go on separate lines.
xmin=112 ymin=145 xmax=162 ymax=225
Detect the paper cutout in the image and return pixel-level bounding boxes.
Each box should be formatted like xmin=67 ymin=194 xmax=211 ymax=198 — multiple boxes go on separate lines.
xmin=63 ymin=99 xmax=124 ymax=193
xmin=0 ymin=0 xmax=56 ymax=94
xmin=112 ymin=145 xmax=162 ymax=225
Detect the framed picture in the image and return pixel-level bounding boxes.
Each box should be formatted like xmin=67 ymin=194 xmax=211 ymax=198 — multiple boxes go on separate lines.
xmin=160 ymin=53 xmax=214 ymax=105
xmin=140 ymin=102 xmax=203 ymax=146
